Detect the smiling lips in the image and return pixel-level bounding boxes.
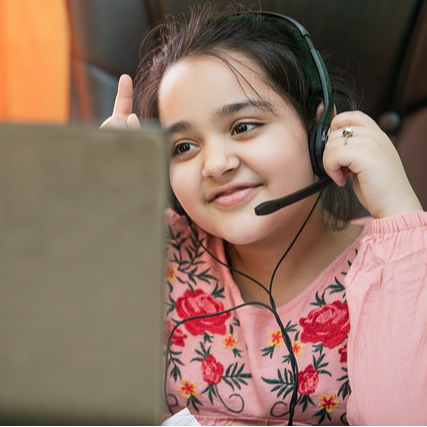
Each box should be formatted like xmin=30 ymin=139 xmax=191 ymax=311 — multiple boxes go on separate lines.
xmin=208 ymin=184 xmax=261 ymax=207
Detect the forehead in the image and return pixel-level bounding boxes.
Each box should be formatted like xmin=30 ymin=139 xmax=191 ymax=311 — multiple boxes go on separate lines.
xmin=158 ymin=52 xmax=280 ymax=122
xmin=162 ymin=50 xmax=266 ymax=85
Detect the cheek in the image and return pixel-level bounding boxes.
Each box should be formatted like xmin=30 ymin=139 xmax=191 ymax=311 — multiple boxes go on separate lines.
xmin=249 ymin=137 xmax=313 ymax=189
xmin=169 ymin=164 xmax=199 ymax=212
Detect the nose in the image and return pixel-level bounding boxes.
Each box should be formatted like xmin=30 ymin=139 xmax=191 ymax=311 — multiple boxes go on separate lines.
xmin=201 ymin=138 xmax=240 ymax=179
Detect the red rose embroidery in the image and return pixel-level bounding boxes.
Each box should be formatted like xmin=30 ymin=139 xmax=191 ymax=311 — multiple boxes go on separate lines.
xmin=201 ymin=354 xmax=224 ymax=385
xmin=176 ymin=289 xmax=231 ymax=336
xmin=165 ymin=321 xmax=188 ymax=347
xmin=338 ymin=343 xmax=347 ymax=363
xmin=298 ymin=364 xmax=320 ymax=395
xmin=299 ymin=300 xmax=350 ymax=349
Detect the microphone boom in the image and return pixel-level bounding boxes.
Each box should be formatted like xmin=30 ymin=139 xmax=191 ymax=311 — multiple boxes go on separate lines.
xmin=254 ymin=177 xmax=331 ymax=215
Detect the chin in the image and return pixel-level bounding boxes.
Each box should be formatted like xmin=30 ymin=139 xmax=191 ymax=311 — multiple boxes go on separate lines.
xmin=190 ymin=201 xmax=298 ymax=243
xmin=209 ymin=218 xmax=278 ymax=246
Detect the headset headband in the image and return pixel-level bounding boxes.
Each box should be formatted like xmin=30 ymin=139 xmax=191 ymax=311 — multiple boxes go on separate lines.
xmin=242 ymin=11 xmax=334 ymax=129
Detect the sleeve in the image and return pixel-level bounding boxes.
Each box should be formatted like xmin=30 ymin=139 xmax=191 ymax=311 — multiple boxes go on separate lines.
xmin=345 ymin=210 xmax=427 ymax=426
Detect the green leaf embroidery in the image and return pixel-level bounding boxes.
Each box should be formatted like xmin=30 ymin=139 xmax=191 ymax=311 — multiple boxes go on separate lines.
xmin=312 ymin=343 xmax=324 ymax=354
xmin=261 ymin=345 xmax=276 ymax=359
xmin=337 ymin=367 xmax=351 ymax=400
xmin=297 ymin=394 xmax=315 ymax=412
xmin=201 ymin=383 xmax=218 ymax=404
xmin=168 ymin=349 xmax=184 ymax=381
xmin=223 ymin=362 xmax=252 ymax=392
xmin=193 ymin=342 xmax=211 ymax=360
xmin=211 ymin=283 xmax=225 ymax=298
xmin=314 ymin=407 xmax=332 ymax=424
xmin=187 ymin=394 xmax=203 ymax=413
xmin=311 ymin=291 xmax=327 ymax=307
xmin=232 ymin=348 xmax=243 ymax=358
xmin=203 ymin=332 xmax=214 ymax=344
xmin=262 ymin=368 xmax=295 ymax=401
xmin=326 ymin=277 xmax=345 ymax=295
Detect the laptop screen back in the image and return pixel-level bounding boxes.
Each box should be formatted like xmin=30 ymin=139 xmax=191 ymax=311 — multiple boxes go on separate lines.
xmin=0 ymin=123 xmax=167 ymax=425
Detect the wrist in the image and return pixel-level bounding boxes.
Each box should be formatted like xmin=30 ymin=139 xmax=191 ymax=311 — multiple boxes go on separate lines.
xmin=375 ymin=193 xmax=423 ymax=219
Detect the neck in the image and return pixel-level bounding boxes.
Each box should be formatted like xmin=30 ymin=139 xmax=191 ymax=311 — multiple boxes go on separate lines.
xmin=225 ymin=204 xmax=352 ymax=307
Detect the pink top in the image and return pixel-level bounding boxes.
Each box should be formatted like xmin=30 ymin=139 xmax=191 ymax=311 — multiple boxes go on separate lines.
xmin=163 ymin=209 xmax=427 ymax=425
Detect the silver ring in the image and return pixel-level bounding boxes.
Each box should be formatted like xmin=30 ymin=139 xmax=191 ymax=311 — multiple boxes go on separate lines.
xmin=342 ymin=126 xmax=354 ymax=144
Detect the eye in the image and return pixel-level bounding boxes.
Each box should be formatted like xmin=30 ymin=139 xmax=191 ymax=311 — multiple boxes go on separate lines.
xmin=231 ymin=122 xmax=259 ymax=135
xmin=172 ymin=141 xmax=198 ymax=157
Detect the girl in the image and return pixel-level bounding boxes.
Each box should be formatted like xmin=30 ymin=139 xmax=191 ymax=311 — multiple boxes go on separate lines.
xmin=102 ymin=5 xmax=427 ymax=426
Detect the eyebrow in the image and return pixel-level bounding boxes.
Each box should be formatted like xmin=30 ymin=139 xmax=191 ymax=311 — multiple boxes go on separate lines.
xmin=212 ymin=99 xmax=275 ymax=121
xmin=165 ymin=99 xmax=275 ymax=135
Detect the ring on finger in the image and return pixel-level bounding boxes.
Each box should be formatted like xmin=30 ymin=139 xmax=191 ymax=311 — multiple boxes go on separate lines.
xmin=342 ymin=126 xmax=354 ymax=145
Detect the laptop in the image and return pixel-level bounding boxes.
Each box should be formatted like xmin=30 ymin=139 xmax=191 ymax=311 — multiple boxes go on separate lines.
xmin=0 ymin=123 xmax=167 ymax=425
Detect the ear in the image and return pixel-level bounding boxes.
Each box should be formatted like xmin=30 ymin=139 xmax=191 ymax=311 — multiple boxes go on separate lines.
xmin=315 ymin=102 xmax=337 ymax=121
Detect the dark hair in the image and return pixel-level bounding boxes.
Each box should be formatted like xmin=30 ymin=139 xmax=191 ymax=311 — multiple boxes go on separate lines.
xmin=134 ymin=4 xmax=363 ymax=229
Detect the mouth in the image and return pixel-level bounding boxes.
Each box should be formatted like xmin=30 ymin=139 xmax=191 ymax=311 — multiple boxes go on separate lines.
xmin=208 ymin=184 xmax=261 ymax=208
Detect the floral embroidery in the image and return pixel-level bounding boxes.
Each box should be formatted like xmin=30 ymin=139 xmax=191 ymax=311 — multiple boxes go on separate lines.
xmin=176 ymin=289 xmax=231 ymax=336
xmin=258 ymin=262 xmax=353 ymax=422
xmin=295 ymin=364 xmax=319 ymax=413
xmin=292 ymin=340 xmax=303 ymax=356
xmin=201 ymin=354 xmax=224 ymax=384
xmin=262 ymin=321 xmax=298 ymax=360
xmin=270 ymin=328 xmax=283 ymax=346
xmin=167 ymin=226 xmax=220 ymax=289
xmin=261 ymin=367 xmax=299 ymax=418
xmin=223 ymin=333 xmax=238 ymax=350
xmin=313 ymin=393 xmax=341 ymax=424
xmin=178 ymin=379 xmax=203 ymax=412
xmin=338 ymin=344 xmax=347 ymax=363
xmin=337 ymin=367 xmax=351 ymax=400
xmin=165 ymin=215 xmax=360 ymax=424
xmin=298 ymin=364 xmax=319 ymax=395
xmin=166 ymin=265 xmax=178 ymax=282
xmin=319 ymin=393 xmax=340 ymax=412
xmin=225 ymin=324 xmax=243 ymax=358
xmin=299 ymin=301 xmax=350 ymax=349
xmin=191 ymin=343 xmax=251 ymax=413
xmin=178 ymin=379 xmax=197 ymax=398
xmin=166 ymin=321 xmax=188 ymax=347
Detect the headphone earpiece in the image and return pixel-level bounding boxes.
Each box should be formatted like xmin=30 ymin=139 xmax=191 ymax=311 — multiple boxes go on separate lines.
xmin=308 ymin=123 xmax=329 ymax=178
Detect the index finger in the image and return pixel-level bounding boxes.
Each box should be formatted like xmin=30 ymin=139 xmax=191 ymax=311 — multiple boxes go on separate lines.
xmin=329 ymin=110 xmax=378 ymax=132
xmin=112 ymin=74 xmax=134 ymax=116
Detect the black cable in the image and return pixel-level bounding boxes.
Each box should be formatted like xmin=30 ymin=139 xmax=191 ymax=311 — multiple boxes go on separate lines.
xmin=268 ymin=195 xmax=321 ymax=294
xmin=165 ymin=194 xmax=321 ymax=425
xmin=267 ymin=195 xmax=322 ymax=423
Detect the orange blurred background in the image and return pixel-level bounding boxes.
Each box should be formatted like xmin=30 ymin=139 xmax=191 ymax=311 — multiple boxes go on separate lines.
xmin=0 ymin=0 xmax=70 ymax=123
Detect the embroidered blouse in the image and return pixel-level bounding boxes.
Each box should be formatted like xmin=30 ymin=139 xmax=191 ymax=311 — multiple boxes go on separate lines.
xmin=163 ymin=209 xmax=427 ymax=425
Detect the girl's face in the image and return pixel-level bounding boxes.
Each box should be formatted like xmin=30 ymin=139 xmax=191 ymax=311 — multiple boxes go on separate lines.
xmin=158 ymin=53 xmax=317 ymax=246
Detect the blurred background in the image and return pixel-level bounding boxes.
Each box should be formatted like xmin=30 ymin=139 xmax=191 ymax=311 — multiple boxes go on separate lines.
xmin=0 ymin=0 xmax=426 ymax=207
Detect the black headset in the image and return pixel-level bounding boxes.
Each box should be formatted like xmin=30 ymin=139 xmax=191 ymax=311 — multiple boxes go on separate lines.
xmin=171 ymin=11 xmax=334 ymax=217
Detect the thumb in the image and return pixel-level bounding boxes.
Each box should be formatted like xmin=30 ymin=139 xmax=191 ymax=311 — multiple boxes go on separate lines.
xmin=127 ymin=113 xmax=141 ymax=128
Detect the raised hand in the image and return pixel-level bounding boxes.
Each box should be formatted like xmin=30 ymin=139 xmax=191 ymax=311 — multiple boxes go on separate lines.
xmin=100 ymin=74 xmax=141 ymax=129
xmin=323 ymin=111 xmax=422 ymax=218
